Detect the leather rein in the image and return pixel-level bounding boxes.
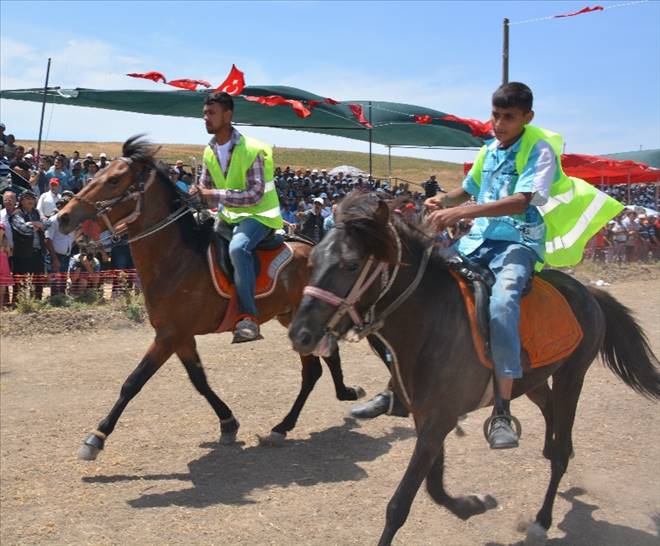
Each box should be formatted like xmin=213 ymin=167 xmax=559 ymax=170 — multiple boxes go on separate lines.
xmin=71 ymin=157 xmax=191 ymax=244
xmin=303 ymin=222 xmax=433 ymax=343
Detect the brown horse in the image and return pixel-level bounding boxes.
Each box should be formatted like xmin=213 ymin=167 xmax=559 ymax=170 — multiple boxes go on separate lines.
xmin=58 ymin=136 xmax=364 ymax=460
xmin=289 ymin=192 xmax=660 ymax=546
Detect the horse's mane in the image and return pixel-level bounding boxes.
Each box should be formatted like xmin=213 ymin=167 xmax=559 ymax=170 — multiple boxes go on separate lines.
xmin=337 ymin=191 xmax=446 ymax=267
xmin=122 ymin=135 xmax=211 ymax=255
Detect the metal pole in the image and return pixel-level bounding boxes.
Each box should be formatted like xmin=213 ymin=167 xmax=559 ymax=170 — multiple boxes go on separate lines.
xmin=388 ymin=145 xmax=392 ymax=181
xmin=502 ymin=18 xmax=509 ymax=84
xmin=368 ymin=101 xmax=373 ymax=181
xmin=37 ymin=57 xmax=52 ymax=161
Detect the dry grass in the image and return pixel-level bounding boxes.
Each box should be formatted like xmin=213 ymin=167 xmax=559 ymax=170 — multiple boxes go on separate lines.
xmin=20 ymin=139 xmax=466 ymax=191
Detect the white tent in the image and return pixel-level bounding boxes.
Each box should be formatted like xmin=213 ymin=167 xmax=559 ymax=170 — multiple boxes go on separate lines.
xmin=328 ymin=165 xmax=369 ymax=178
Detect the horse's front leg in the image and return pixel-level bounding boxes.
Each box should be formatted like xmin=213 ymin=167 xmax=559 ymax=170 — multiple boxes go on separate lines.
xmin=176 ymin=337 xmax=239 ymax=445
xmin=260 ymin=354 xmax=322 ymax=446
xmin=78 ymin=338 xmax=174 ymax=460
xmin=322 ymin=348 xmax=366 ymax=401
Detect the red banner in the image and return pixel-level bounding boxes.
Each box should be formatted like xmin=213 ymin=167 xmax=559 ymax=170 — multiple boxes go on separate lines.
xmin=440 ymin=114 xmax=493 ymax=138
xmin=242 ymin=95 xmax=311 ymax=118
xmin=554 ymin=5 xmax=603 ymax=18
xmin=215 ymin=64 xmax=245 ymax=95
xmin=126 ymin=71 xmax=166 ymax=83
xmin=324 ymin=97 xmax=340 ymax=105
xmin=414 ymin=114 xmax=433 ymax=125
xmin=348 ymin=104 xmax=373 ymax=129
xmin=167 ymin=78 xmax=211 ymax=91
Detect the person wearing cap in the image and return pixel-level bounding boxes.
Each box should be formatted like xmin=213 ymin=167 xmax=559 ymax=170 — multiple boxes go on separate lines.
xmin=97 ymin=153 xmax=109 ymax=169
xmin=10 ymin=190 xmax=46 ymax=301
xmin=37 ymin=178 xmax=62 ymax=218
xmin=297 ymin=197 xmax=325 ymax=242
xmin=192 ymin=91 xmax=283 ymax=343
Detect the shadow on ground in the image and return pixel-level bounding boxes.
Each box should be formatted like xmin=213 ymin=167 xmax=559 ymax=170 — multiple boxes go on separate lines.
xmin=82 ymin=418 xmax=414 ymax=508
xmin=486 ymin=487 xmax=659 ymax=546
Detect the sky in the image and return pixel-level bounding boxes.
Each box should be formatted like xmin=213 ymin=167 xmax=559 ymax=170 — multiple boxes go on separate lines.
xmin=1 ymin=0 xmax=659 ymax=165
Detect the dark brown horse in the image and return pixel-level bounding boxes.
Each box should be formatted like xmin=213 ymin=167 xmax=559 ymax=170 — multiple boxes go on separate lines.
xmin=58 ymin=136 xmax=364 ymax=460
xmin=289 ymin=192 xmax=660 ymax=546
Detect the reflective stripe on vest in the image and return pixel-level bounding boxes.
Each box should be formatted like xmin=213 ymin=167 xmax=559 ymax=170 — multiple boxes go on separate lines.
xmin=203 ymin=135 xmax=283 ymax=230
xmin=468 ymin=125 xmax=623 ymax=268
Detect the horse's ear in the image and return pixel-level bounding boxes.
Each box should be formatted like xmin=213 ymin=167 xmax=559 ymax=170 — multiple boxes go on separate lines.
xmin=374 ymin=199 xmax=390 ymax=226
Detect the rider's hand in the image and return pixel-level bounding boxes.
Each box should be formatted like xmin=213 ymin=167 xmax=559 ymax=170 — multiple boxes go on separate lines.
xmin=427 ymin=207 xmax=466 ymax=231
xmin=424 ymin=195 xmax=445 ymax=212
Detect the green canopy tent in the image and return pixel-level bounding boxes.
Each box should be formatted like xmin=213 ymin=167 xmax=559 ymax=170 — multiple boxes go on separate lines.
xmin=0 ymin=85 xmax=484 ymax=156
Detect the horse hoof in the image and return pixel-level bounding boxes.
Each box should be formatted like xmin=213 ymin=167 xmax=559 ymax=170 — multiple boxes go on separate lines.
xmin=219 ymin=431 xmax=238 ymax=446
xmin=354 ymin=386 xmax=366 ymax=399
xmin=477 ymin=494 xmax=498 ymax=511
xmin=257 ymin=431 xmax=286 ymax=447
xmin=524 ymin=522 xmax=548 ymax=546
xmin=78 ymin=444 xmax=100 ymax=461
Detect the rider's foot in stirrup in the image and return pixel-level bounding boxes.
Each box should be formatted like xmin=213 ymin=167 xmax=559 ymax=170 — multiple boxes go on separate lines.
xmin=233 ymin=316 xmax=261 ymax=343
xmin=487 ymin=411 xmax=519 ymax=449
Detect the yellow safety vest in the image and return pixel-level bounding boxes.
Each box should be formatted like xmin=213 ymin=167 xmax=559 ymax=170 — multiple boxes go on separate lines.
xmin=203 ymin=134 xmax=283 ymax=230
xmin=470 ymin=125 xmax=623 ymax=268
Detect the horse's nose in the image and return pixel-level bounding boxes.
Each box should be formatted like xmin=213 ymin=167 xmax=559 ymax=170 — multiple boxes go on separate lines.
xmin=290 ymin=326 xmax=315 ymax=354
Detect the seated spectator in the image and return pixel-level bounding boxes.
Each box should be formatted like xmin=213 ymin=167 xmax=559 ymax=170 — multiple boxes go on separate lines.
xmin=68 ymin=249 xmax=101 ymax=297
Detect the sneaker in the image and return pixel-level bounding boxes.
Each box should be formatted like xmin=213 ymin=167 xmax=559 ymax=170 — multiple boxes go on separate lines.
xmin=233 ymin=317 xmax=261 ymax=343
xmin=487 ymin=413 xmax=519 ymax=449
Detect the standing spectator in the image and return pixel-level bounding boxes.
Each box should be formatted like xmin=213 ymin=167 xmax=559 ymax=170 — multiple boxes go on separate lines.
xmin=69 ymin=151 xmax=81 ymax=170
xmin=610 ymin=216 xmax=628 ymax=263
xmin=37 ymin=177 xmax=62 ymax=218
xmin=109 ymin=234 xmax=134 ymax=298
xmin=0 ymin=142 xmax=9 ymax=182
xmin=97 ymin=152 xmax=109 ymax=169
xmin=0 ymin=224 xmax=11 ymax=309
xmin=45 ymin=156 xmax=71 ymax=190
xmin=0 ymin=123 xmax=7 ymax=145
xmin=44 ymin=197 xmax=75 ymax=296
xmin=10 ymin=191 xmax=46 ymax=301
xmin=34 ymin=156 xmax=52 ymax=194
xmin=297 ymin=197 xmax=325 ymax=242
xmin=5 ymin=134 xmax=17 ymax=158
xmin=423 ymin=174 xmax=445 ymax=198
xmin=173 ymin=159 xmax=188 ymax=180
xmin=82 ymin=160 xmax=99 ymax=187
xmin=69 ymin=162 xmax=84 ymax=193
xmin=8 ymin=145 xmax=32 ymax=193
xmin=323 ymin=203 xmax=338 ymax=232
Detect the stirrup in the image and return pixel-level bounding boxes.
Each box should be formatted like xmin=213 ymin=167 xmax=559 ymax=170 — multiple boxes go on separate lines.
xmin=483 ymin=412 xmax=522 ymax=441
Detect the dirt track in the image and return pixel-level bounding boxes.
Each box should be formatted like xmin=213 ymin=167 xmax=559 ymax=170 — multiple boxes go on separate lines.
xmin=1 ymin=280 xmax=659 ymax=546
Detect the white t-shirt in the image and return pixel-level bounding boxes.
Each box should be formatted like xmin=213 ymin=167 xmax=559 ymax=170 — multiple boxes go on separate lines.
xmin=37 ymin=190 xmax=59 ymax=218
xmin=215 ymin=140 xmax=233 ymax=173
xmin=45 ymin=214 xmax=75 ymax=255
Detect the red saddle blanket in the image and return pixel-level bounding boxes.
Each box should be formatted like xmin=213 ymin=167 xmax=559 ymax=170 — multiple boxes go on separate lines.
xmin=207 ymin=242 xmax=294 ymax=300
xmin=450 ymin=272 xmax=584 ymax=369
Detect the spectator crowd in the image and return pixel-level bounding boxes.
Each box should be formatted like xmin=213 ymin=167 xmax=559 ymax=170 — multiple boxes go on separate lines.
xmin=0 ymin=122 xmax=657 ymax=309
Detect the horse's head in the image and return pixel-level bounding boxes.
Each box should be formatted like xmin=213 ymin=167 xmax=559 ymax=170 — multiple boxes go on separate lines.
xmin=58 ymin=135 xmax=158 ymax=235
xmin=289 ymin=191 xmax=399 ymax=356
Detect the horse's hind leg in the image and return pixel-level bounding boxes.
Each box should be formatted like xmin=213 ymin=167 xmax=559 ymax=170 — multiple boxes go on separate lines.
xmin=263 ymin=354 xmax=323 ymax=445
xmin=322 ymin=348 xmax=366 ymax=401
xmin=425 ymin=443 xmax=498 ymax=520
xmin=529 ymin=366 xmax=588 ymax=544
xmin=526 ymin=382 xmax=554 ymax=459
xmin=176 ymin=338 xmax=239 ymax=445
xmin=378 ymin=418 xmax=452 ymax=546
xmin=78 ymin=338 xmax=174 ymax=461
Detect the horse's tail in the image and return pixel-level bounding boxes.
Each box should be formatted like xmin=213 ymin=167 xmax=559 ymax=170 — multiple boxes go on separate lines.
xmin=590 ymin=287 xmax=660 ymax=399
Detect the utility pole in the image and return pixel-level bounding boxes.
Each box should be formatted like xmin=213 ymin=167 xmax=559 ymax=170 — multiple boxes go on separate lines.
xmin=37 ymin=57 xmax=52 ymax=161
xmin=502 ymin=18 xmax=509 ymax=84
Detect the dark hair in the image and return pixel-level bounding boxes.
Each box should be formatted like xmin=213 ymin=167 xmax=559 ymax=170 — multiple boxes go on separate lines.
xmin=492 ymin=82 xmax=533 ymax=112
xmin=204 ymin=92 xmax=234 ymax=112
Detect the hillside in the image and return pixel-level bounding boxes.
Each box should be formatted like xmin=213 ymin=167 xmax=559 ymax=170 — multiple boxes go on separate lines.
xmin=20 ymin=140 xmax=466 ymax=190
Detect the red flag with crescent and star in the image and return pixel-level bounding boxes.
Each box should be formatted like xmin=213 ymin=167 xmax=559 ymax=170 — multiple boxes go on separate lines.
xmin=215 ymin=64 xmax=245 ymax=95
xmin=167 ymin=79 xmax=212 ymax=91
xmin=126 ymin=71 xmax=167 ymax=83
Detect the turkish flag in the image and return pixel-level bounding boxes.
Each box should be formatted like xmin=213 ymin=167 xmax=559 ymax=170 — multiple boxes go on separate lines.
xmin=215 ymin=64 xmax=245 ymax=95
xmin=243 ymin=95 xmax=311 ymax=118
xmin=167 ymin=79 xmax=212 ymax=91
xmin=349 ymin=104 xmax=373 ymax=129
xmin=307 ymin=100 xmax=321 ymax=110
xmin=127 ymin=71 xmax=167 ymax=83
xmin=414 ymin=115 xmax=433 ymax=125
xmin=440 ymin=114 xmax=493 ymax=138
xmin=324 ymin=97 xmax=340 ymax=105
xmin=554 ymin=5 xmax=603 ymax=18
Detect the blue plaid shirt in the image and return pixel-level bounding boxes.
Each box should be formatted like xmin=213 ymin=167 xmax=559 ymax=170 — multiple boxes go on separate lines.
xmin=457 ymin=134 xmax=557 ymax=261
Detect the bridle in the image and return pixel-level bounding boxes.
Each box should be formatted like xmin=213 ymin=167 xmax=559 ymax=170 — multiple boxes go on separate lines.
xmin=303 ymin=222 xmax=433 ymax=342
xmin=71 ymin=157 xmax=191 ymax=244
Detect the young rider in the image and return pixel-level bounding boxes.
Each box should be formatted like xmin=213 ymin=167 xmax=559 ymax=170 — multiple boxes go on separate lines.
xmin=192 ymin=92 xmax=283 ymax=343
xmin=426 ymin=82 xmax=621 ymax=448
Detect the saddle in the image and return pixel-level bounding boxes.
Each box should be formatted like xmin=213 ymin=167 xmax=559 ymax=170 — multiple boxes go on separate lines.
xmin=441 ymin=248 xmax=583 ymax=369
xmin=208 ymin=223 xmax=294 ymax=300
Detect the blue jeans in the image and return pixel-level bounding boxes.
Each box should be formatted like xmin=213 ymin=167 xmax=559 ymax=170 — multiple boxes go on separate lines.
xmin=465 ymin=240 xmax=537 ymax=379
xmin=228 ymin=218 xmax=271 ymax=316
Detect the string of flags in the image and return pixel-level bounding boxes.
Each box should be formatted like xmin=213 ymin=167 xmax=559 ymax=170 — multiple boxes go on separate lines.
xmin=512 ymin=1 xmax=647 ymax=25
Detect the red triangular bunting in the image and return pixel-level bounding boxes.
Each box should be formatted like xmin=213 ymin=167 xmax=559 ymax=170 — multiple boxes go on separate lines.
xmin=554 ymin=5 xmax=603 ymax=18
